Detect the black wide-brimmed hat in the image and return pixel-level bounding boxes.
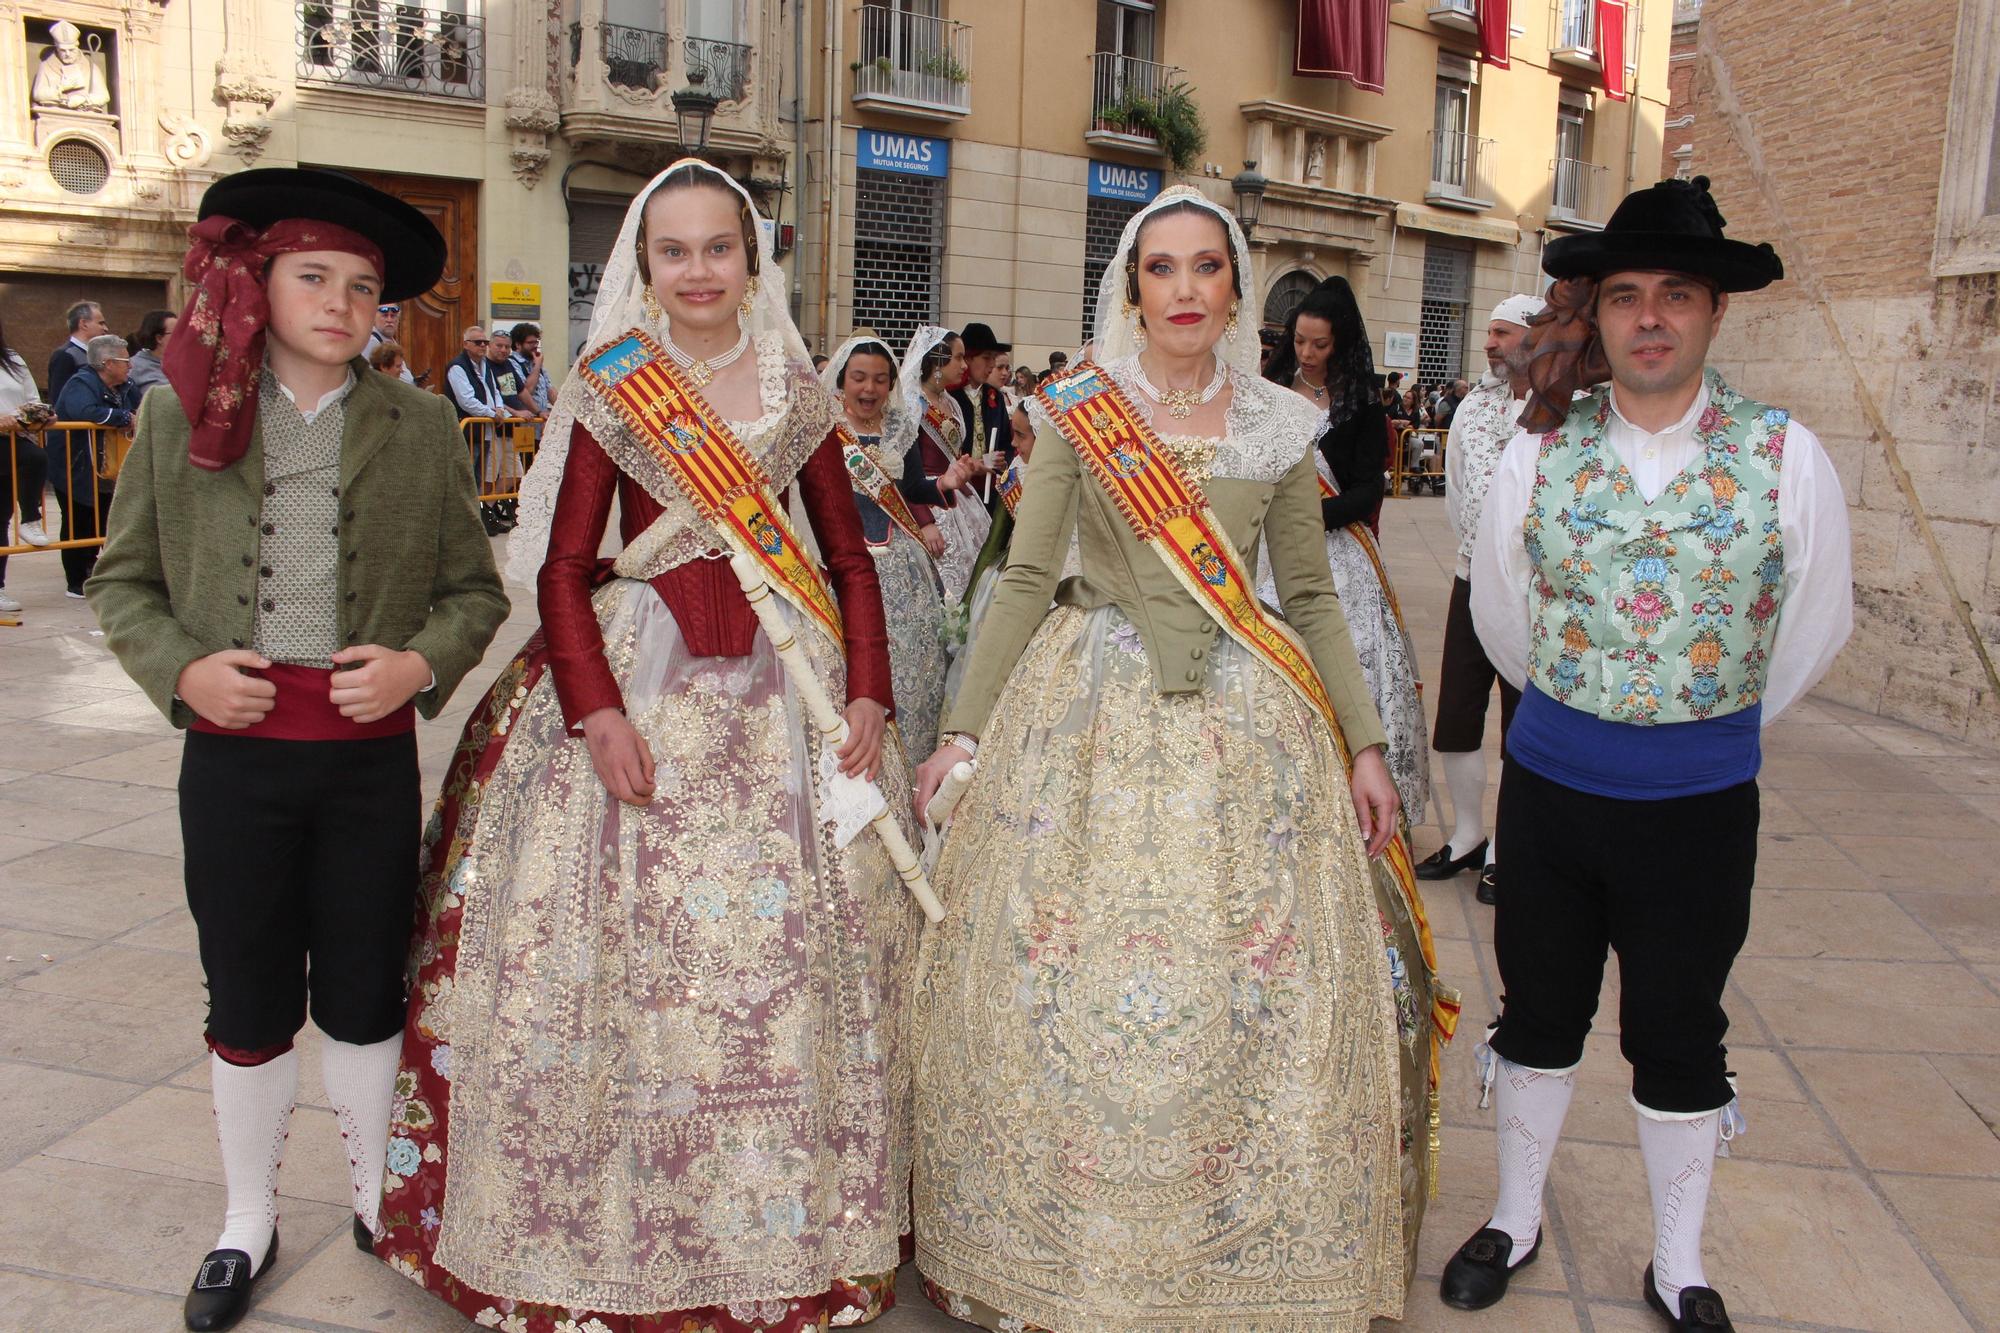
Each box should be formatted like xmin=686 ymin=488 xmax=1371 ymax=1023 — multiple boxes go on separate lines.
xmin=960 ymin=322 xmax=1011 ymax=355
xmin=1544 ymin=175 xmax=1782 ymax=293
xmin=198 ymin=167 xmax=447 ymax=301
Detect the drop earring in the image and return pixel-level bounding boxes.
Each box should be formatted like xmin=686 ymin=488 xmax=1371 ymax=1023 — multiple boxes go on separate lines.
xmin=641 ymin=286 xmax=665 ymax=326
xmin=740 ymin=276 xmax=759 ymax=320
xmin=1224 ymin=300 xmax=1240 ymax=341
xmin=1134 ymin=317 xmax=1148 ymax=350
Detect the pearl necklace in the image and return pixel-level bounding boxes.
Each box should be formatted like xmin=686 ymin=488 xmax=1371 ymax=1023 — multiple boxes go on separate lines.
xmin=664 ymin=327 xmax=750 ymax=387
xmin=1294 ymin=370 xmax=1328 ymax=403
xmin=1134 ymin=354 xmax=1228 ymax=419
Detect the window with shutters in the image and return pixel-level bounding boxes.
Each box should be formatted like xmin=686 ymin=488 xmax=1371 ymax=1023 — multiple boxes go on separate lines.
xmin=1419 ymin=238 xmax=1472 ymax=387
xmin=853 ymin=168 xmax=947 ymax=352
xmin=1082 ymin=195 xmax=1145 ymax=343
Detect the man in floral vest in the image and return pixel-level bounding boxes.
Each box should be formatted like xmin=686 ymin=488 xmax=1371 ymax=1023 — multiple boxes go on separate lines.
xmin=1439 ymin=177 xmax=1853 ymax=1333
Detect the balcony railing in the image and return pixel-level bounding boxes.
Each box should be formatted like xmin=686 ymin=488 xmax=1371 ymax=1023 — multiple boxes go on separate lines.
xmin=853 ymin=5 xmax=971 ymax=118
xmin=1551 ymin=155 xmax=1609 ymax=226
xmin=1550 ymin=0 xmax=1600 ymax=68
xmin=1426 ymin=0 xmax=1479 ymax=32
xmin=1088 ymin=51 xmax=1181 ymax=149
xmin=685 ymin=35 xmax=752 ymax=103
xmin=298 ymin=1 xmax=484 ymax=100
xmin=1427 ymin=128 xmax=1496 ymax=210
xmin=598 ymin=21 xmax=668 ymax=92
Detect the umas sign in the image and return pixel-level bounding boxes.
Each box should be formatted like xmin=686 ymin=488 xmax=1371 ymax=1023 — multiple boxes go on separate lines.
xmin=1089 ymin=162 xmax=1161 ymax=203
xmin=858 ymin=131 xmax=949 ymax=178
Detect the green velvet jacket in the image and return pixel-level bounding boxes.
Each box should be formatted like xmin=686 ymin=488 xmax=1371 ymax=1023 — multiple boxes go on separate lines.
xmin=85 ymin=363 xmax=510 ymax=728
xmin=945 ymin=421 xmax=1390 ymax=757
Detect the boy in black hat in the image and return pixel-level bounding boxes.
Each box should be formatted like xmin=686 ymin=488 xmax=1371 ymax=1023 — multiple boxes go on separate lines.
xmin=955 ymin=321 xmax=1014 ymax=494
xmin=1438 ymin=177 xmax=1853 ymax=1333
xmin=86 ymin=167 xmax=509 ymax=1331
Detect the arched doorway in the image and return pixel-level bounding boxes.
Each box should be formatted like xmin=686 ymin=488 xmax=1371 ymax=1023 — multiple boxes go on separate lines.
xmin=1262 ymin=269 xmax=1318 ymax=330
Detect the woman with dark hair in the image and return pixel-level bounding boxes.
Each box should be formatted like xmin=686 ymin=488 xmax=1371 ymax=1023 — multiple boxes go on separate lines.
xmin=0 ymin=313 xmax=54 ymax=607
xmin=899 ymin=326 xmax=987 ymax=601
xmin=1258 ymin=276 xmax=1433 ymax=817
xmin=126 ymin=308 xmax=177 ymax=397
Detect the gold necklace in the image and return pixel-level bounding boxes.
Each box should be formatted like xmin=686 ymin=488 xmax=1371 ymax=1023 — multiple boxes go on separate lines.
xmin=1133 ymin=356 xmax=1228 ymax=419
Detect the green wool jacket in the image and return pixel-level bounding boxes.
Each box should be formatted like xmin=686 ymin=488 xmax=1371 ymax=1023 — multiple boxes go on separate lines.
xmin=946 ymin=422 xmax=1390 ymax=757
xmin=85 ymin=362 xmax=510 ymax=728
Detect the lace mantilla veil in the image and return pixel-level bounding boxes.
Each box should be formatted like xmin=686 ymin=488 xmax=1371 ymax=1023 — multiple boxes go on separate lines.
xmin=505 ymin=158 xmax=811 ymax=586
xmin=895 ymin=324 xmax=961 ymax=460
xmin=820 ymin=333 xmax=910 ymax=480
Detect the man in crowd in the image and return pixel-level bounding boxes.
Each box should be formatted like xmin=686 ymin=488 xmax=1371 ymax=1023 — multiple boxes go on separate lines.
xmin=364 ymin=302 xmax=416 ymax=384
xmin=48 ymin=299 xmax=108 ymax=401
xmin=1440 ymin=176 xmax=1852 ymax=1333
xmin=1418 ymin=294 xmax=1544 ymax=904
xmin=445 ymin=326 xmax=510 ymax=534
xmin=957 ymin=323 xmax=1014 ymax=495
xmin=49 ymin=332 xmax=136 ymax=595
xmin=508 ymin=322 xmax=551 ymax=417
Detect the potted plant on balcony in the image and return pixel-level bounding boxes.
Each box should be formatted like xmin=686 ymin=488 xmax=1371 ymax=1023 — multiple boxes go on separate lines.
xmin=1094 ymin=82 xmax=1207 ymax=174
xmin=918 ymin=50 xmax=968 ymax=84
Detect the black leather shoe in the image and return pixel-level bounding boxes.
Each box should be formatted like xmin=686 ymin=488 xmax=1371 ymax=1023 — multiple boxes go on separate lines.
xmin=352 ymin=1215 xmax=373 ymax=1253
xmin=183 ymin=1230 xmax=277 ymax=1331
xmin=1644 ymin=1264 xmax=1735 ymax=1330
xmin=1415 ymin=839 xmax=1489 ymax=881
xmin=1439 ymin=1225 xmax=1537 ymax=1311
xmin=1476 ymin=863 xmax=1499 ymax=905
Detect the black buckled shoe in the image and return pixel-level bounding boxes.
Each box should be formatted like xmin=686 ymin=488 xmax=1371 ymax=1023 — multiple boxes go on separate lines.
xmin=353 ymin=1215 xmax=373 ymax=1253
xmin=1440 ymin=1224 xmax=1537 ymax=1311
xmin=1415 ymin=839 xmax=1488 ymax=881
xmin=1644 ymin=1264 xmax=1735 ymax=1330
xmin=1476 ymin=863 xmax=1499 ymax=906
xmin=183 ymin=1230 xmax=277 ymax=1331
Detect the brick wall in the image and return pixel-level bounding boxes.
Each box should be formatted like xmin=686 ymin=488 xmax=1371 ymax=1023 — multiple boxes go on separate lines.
xmin=1693 ymin=0 xmax=2000 ymax=746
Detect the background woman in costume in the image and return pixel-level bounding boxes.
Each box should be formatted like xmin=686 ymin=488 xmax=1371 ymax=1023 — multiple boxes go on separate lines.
xmin=901 ymin=327 xmax=989 ymax=602
xmin=1259 ymin=275 xmax=1434 ymax=817
xmin=905 ymin=188 xmax=1446 ymax=1332
xmin=824 ymin=333 xmax=949 ymax=756
xmin=371 ymin=160 xmax=923 ymax=1333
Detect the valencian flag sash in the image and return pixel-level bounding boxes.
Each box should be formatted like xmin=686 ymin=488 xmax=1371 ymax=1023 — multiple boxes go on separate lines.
xmin=837 ymin=422 xmax=928 ymax=547
xmin=998 ymin=458 xmax=1025 ymax=516
xmin=921 ymin=400 xmax=961 ymax=459
xmin=1041 ymin=362 xmax=1458 ymax=1160
xmin=580 ymin=329 xmax=845 ymax=650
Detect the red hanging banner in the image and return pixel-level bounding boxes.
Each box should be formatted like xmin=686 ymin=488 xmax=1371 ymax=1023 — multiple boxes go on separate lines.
xmin=1477 ymin=0 xmax=1512 ymax=69
xmin=1295 ymin=0 xmax=1390 ymax=93
xmin=1598 ymin=0 xmax=1628 ymax=101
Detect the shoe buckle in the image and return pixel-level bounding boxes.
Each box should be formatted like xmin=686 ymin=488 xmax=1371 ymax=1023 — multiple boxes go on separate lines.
xmin=1691 ymin=1292 xmax=1726 ymax=1325
xmin=194 ymin=1255 xmax=241 ymax=1289
xmin=1466 ymin=1236 xmax=1500 ymax=1264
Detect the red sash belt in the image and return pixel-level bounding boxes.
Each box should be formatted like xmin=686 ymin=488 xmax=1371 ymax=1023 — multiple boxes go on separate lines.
xmin=190 ymin=662 xmax=415 ymax=741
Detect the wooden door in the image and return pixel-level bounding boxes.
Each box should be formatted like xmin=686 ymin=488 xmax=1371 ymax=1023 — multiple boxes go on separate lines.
xmin=339 ymin=169 xmax=479 ymax=394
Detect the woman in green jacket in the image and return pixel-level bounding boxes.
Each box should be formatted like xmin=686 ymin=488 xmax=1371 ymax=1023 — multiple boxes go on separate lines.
xmin=907 ymin=188 xmax=1449 ymax=1332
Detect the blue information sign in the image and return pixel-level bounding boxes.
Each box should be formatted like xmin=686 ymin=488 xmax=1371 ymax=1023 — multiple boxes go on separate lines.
xmin=857 ymin=130 xmax=950 ymax=178
xmin=1088 ymin=161 xmax=1161 ymax=203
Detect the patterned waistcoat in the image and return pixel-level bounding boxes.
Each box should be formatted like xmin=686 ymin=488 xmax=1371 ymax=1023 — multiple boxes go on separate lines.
xmin=1524 ymin=370 xmax=1788 ymax=725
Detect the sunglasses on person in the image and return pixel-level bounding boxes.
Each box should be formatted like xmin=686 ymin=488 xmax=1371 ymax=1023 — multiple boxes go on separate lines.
xmin=466 ymin=337 xmax=489 ymax=346
xmin=378 ymin=305 xmax=400 ymax=315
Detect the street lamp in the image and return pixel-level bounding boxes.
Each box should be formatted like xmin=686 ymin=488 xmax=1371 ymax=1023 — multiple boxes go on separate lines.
xmin=670 ymin=76 xmax=720 ymax=155
xmin=1231 ymin=159 xmax=1269 ymax=239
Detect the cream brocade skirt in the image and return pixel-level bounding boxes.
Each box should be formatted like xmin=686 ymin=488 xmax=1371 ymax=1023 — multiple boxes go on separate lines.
xmin=912 ymin=604 xmax=1431 ymax=1333
xmin=427 ymin=578 xmax=921 ymax=1315
xmin=931 ymin=487 xmax=992 ymax=605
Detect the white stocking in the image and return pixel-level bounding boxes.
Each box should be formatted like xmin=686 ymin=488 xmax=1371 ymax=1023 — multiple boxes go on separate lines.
xmin=1638 ymin=1108 xmax=1721 ymax=1308
xmin=1441 ymin=749 xmax=1489 ymax=860
xmin=320 ymin=1035 xmax=403 ymax=1234
xmin=1488 ymin=1055 xmax=1577 ymax=1266
xmin=211 ymin=1048 xmax=299 ymax=1269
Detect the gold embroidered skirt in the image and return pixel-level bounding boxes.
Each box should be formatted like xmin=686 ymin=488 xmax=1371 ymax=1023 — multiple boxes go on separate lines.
xmin=406 ymin=577 xmax=922 ymax=1317
xmin=912 ymin=605 xmax=1431 ymax=1333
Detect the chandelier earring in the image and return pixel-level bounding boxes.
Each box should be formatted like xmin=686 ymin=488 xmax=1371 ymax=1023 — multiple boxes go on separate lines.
xmin=1133 ymin=317 xmax=1148 ymax=350
xmin=641 ymin=285 xmax=666 ymax=327
xmin=1224 ymin=300 xmax=1240 ymax=341
xmin=740 ymin=276 xmax=759 ymax=320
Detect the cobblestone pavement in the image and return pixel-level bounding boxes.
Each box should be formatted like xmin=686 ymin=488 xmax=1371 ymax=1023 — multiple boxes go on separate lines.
xmin=1 ymin=493 xmax=1995 ymax=1333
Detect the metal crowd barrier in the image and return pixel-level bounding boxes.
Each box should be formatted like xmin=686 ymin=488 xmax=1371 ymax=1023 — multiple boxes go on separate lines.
xmin=1390 ymin=426 xmax=1446 ymax=497
xmin=2 ymin=423 xmax=128 ymax=558
xmin=460 ymin=415 xmax=543 ymax=503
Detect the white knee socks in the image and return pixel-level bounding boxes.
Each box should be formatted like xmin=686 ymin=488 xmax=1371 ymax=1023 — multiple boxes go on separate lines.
xmin=211 ymin=1048 xmax=299 ymax=1269
xmin=1638 ymin=1108 xmax=1721 ymax=1308
xmin=1487 ymin=1054 xmax=1577 ymax=1266
xmin=1441 ymin=749 xmax=1490 ymax=861
xmin=320 ymin=1035 xmax=404 ymax=1234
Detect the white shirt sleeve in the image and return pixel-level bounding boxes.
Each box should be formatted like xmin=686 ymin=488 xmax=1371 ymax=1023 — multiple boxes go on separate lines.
xmin=1758 ymin=419 xmax=1854 ymax=723
xmin=1443 ymin=409 xmax=1470 ymax=542
xmin=447 ymin=363 xmax=487 ymax=417
xmin=1468 ymin=429 xmax=1541 ymax=692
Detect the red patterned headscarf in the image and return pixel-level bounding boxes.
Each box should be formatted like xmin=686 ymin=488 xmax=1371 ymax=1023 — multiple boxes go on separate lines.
xmin=1516 ymin=276 xmax=1612 ymax=435
xmin=164 ymin=215 xmax=385 ymax=471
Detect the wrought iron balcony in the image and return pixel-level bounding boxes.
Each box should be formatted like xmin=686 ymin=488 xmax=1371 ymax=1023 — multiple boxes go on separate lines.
xmin=1550 ymin=0 xmax=1600 ymax=69
xmin=852 ymin=5 xmax=971 ymax=120
xmin=685 ymin=35 xmax=751 ymax=104
xmin=297 ymin=1 xmax=484 ymax=100
xmin=1087 ymin=51 xmax=1183 ymax=152
xmin=1427 ymin=128 xmax=1496 ymax=211
xmin=1550 ymin=155 xmax=1609 ymax=228
xmin=598 ymin=21 xmax=669 ymax=92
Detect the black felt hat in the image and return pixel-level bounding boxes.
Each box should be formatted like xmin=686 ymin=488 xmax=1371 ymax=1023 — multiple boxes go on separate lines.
xmin=1544 ymin=175 xmax=1783 ymax=293
xmin=960 ymin=322 xmax=1011 ymax=355
xmin=198 ymin=167 xmax=447 ymax=302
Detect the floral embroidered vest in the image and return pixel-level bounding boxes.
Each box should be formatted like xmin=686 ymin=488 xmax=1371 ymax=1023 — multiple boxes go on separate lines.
xmin=1524 ymin=370 xmax=1787 ymax=726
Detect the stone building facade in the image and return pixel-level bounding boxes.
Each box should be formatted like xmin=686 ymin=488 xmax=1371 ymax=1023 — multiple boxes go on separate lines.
xmin=1692 ymin=0 xmax=2000 ymax=744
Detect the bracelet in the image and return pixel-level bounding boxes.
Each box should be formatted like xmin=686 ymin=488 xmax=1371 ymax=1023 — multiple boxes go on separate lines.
xmin=940 ymin=731 xmax=979 ymax=760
